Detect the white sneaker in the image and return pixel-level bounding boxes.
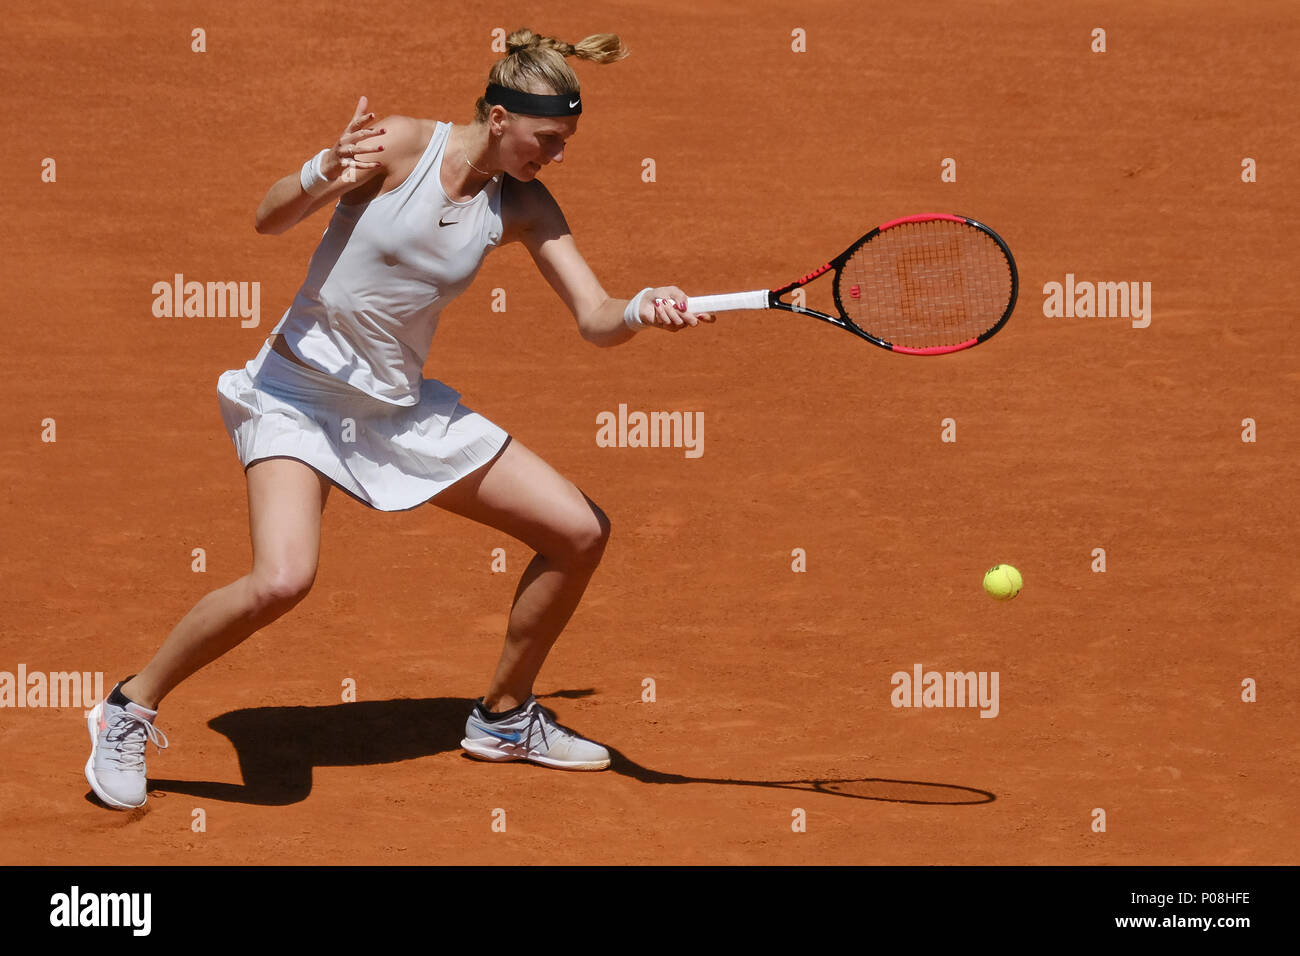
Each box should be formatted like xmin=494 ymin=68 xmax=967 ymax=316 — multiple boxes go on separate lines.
xmin=462 ymin=695 xmax=611 ymax=771
xmin=84 ymin=682 xmax=169 ymax=809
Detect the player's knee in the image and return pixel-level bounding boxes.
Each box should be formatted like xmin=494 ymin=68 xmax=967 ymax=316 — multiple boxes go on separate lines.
xmin=249 ymin=565 xmax=317 ymax=614
xmin=566 ymin=503 xmax=611 ymax=568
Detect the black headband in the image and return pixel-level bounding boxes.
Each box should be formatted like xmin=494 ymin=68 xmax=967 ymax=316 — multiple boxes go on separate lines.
xmin=484 ymin=83 xmax=582 ymax=117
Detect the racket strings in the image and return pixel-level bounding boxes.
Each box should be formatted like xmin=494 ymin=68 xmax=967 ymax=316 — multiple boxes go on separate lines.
xmin=839 ymin=219 xmax=1014 ymax=349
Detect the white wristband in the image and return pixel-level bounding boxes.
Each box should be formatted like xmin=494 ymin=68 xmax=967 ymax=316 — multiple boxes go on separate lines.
xmin=299 ymin=149 xmax=333 ymax=197
xmin=624 ymin=287 xmax=654 ymax=330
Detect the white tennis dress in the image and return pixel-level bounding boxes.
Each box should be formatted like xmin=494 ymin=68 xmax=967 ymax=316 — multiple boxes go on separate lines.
xmin=217 ymin=121 xmax=509 ymax=511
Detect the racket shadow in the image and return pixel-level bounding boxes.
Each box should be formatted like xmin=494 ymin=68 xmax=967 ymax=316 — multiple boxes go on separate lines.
xmin=604 ymin=745 xmax=995 ymax=806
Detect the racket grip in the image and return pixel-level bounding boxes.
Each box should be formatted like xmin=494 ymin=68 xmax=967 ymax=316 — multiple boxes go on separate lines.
xmin=685 ymin=290 xmax=769 ymax=313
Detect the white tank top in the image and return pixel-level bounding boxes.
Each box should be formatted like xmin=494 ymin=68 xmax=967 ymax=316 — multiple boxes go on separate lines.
xmin=271 ymin=121 xmax=504 ymax=406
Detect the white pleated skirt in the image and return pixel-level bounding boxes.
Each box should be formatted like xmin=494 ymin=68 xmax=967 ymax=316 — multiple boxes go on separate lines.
xmin=216 ymin=340 xmax=509 ymax=512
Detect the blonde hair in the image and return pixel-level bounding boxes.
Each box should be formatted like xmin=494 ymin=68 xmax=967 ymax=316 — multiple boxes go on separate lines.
xmin=474 ymin=28 xmax=628 ymax=123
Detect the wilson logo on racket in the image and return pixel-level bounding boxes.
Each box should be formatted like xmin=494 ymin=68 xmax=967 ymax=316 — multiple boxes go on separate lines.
xmin=685 ymin=214 xmax=1018 ymax=355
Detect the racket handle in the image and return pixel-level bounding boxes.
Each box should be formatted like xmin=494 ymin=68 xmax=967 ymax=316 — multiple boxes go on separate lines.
xmin=685 ymin=290 xmax=769 ymax=313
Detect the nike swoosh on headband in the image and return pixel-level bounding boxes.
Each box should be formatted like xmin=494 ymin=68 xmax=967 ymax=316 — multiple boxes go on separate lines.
xmin=569 ymin=99 xmax=580 ymax=108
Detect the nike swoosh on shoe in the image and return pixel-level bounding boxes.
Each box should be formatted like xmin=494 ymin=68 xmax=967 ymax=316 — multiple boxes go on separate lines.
xmin=475 ymin=725 xmax=522 ymax=743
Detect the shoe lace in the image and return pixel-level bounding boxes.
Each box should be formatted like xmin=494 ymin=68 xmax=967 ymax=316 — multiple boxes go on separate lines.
xmin=522 ymin=703 xmax=551 ymax=750
xmin=522 ymin=699 xmax=588 ymax=751
xmin=105 ymin=712 xmax=169 ymax=771
xmin=527 ymin=699 xmax=585 ymax=749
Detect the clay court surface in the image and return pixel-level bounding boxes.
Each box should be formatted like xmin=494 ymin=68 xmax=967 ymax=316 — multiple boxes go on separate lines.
xmin=2 ymin=1 xmax=1296 ymax=865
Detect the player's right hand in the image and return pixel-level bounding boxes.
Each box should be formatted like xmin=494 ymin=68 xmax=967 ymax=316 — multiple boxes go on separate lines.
xmin=643 ymin=286 xmax=714 ymax=331
xmin=320 ymin=96 xmax=387 ymax=181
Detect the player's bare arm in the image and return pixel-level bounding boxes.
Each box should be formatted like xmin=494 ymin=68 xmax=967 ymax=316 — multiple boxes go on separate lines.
xmin=254 ymin=97 xmax=416 ymax=235
xmin=506 ymin=177 xmax=714 ymax=345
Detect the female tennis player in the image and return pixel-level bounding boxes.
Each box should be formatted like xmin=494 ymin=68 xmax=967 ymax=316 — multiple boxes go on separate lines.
xmin=85 ymin=28 xmax=713 ymax=809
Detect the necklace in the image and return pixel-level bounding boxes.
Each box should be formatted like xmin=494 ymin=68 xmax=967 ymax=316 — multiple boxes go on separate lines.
xmin=464 ymin=150 xmax=493 ymax=176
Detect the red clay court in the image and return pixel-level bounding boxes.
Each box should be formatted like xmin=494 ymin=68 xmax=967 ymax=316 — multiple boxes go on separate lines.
xmin=1 ymin=1 xmax=1296 ymax=865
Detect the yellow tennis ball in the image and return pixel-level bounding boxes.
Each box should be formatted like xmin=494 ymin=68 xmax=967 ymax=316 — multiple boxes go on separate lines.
xmin=983 ymin=564 xmax=1023 ymax=601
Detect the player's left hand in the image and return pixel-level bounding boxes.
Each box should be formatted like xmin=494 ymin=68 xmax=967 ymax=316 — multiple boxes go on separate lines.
xmin=643 ymin=286 xmax=715 ymax=332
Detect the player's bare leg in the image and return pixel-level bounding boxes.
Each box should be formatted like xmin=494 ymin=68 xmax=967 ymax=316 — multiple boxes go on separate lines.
xmin=428 ymin=438 xmax=610 ymax=712
xmin=121 ymin=458 xmax=331 ymax=709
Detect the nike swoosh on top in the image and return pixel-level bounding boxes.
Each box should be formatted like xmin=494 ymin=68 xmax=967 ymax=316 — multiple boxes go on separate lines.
xmin=438 ymin=216 xmax=459 ymax=227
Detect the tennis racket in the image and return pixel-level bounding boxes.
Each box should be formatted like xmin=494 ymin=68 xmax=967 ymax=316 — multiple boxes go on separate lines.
xmin=686 ymin=213 xmax=1018 ymax=354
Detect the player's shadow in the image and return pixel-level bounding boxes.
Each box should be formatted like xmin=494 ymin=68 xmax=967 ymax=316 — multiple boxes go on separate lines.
xmin=121 ymin=692 xmax=992 ymax=808
xmin=142 ymin=696 xmax=486 ymax=806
